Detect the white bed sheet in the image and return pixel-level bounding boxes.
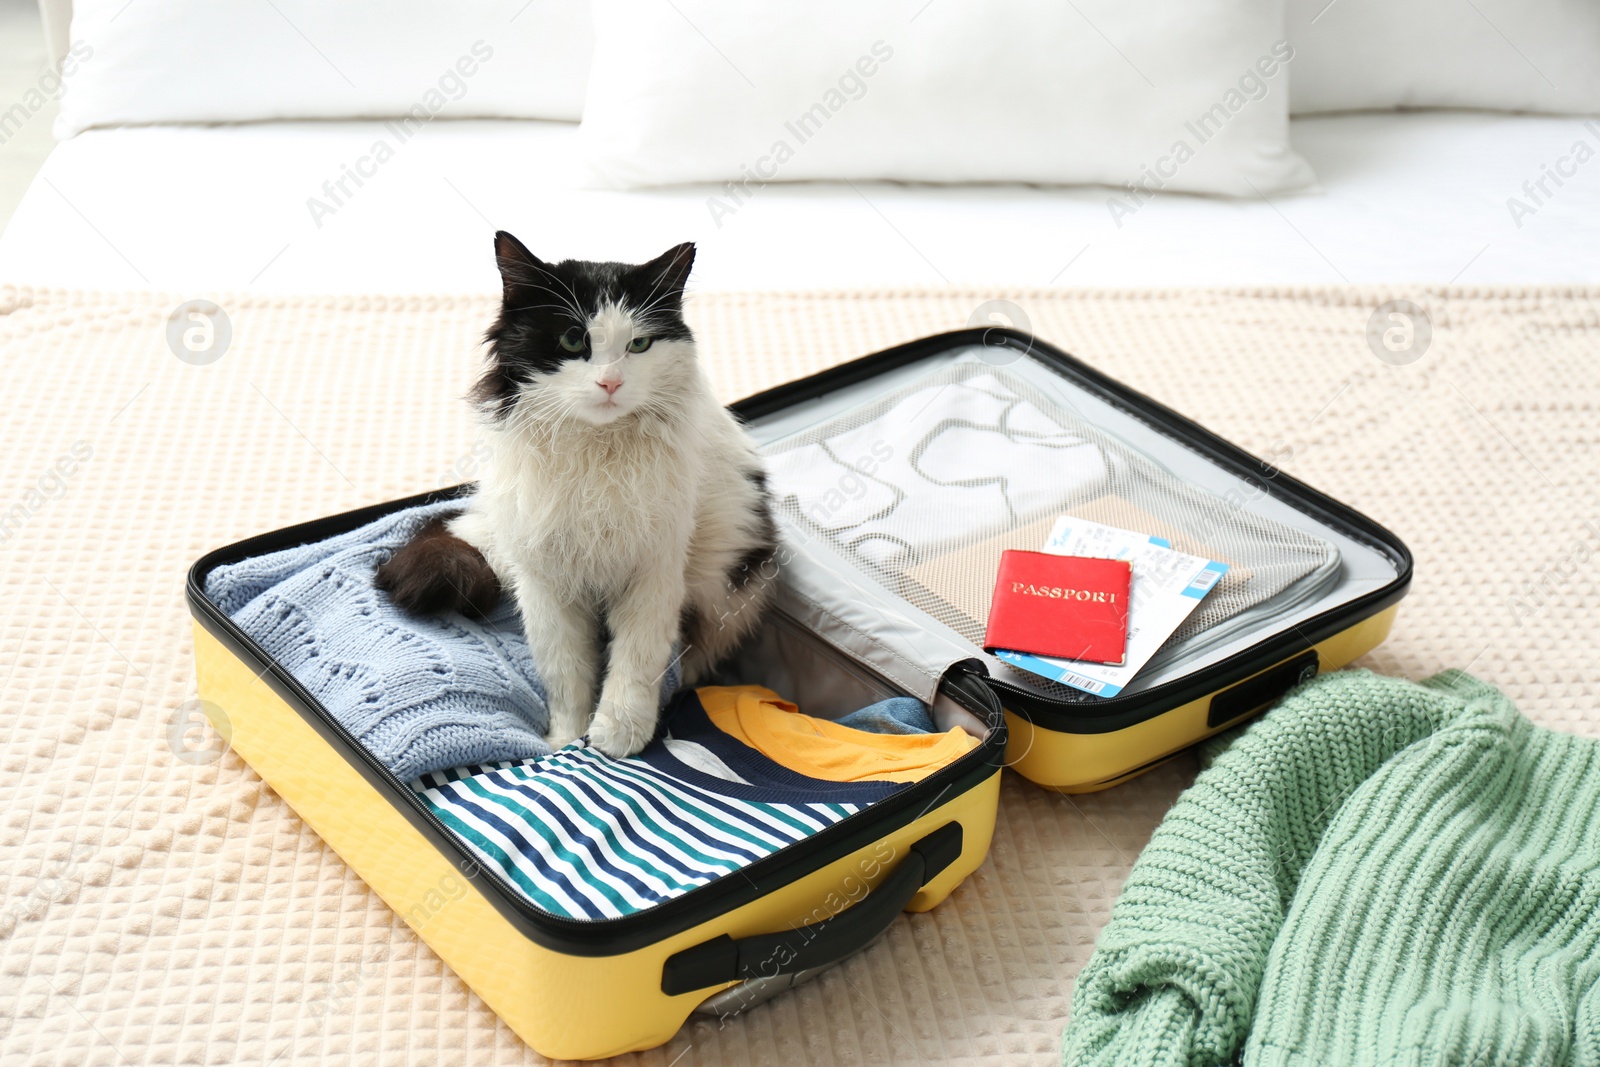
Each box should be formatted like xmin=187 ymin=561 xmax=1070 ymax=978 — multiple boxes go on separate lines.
xmin=0 ymin=110 xmax=1594 ymax=291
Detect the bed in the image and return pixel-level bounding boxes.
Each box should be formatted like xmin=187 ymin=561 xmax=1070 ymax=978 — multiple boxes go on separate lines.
xmin=3 ymin=3 xmax=1598 ymax=1064
xmin=5 ymin=281 xmax=1599 ymax=1067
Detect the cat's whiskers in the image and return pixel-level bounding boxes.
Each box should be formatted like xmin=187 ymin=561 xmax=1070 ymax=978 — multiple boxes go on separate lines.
xmin=508 ymin=390 xmax=577 ymax=435
xmin=628 ymin=294 xmax=686 ymax=336
xmin=529 ymin=266 xmax=588 ymax=325
xmin=503 ymin=302 xmax=585 ymax=317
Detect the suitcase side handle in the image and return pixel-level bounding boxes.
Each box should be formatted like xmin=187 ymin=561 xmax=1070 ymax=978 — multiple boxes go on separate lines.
xmin=660 ymin=822 xmax=964 ymax=997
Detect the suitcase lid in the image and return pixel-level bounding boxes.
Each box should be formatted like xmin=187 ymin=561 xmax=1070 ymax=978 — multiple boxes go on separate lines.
xmin=731 ymin=328 xmax=1412 ymax=733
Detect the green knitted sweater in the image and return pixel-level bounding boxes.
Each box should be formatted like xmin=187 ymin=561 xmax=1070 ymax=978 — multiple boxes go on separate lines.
xmin=1062 ymin=669 xmax=1600 ymax=1067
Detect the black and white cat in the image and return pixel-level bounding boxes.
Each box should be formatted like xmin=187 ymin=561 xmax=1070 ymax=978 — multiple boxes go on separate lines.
xmin=377 ymin=233 xmax=777 ymax=757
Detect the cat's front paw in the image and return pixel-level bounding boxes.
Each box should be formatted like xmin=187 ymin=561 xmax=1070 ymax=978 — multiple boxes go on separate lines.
xmin=588 ymin=693 xmax=658 ymax=758
xmin=544 ymin=725 xmax=585 ymax=750
xmin=544 ymin=694 xmax=592 ymax=751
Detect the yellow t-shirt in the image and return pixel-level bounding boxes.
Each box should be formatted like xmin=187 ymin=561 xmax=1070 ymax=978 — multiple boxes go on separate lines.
xmin=694 ymin=685 xmax=979 ymax=784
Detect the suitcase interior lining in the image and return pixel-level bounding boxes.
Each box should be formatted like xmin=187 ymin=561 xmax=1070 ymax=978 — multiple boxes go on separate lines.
xmin=742 ymin=342 xmax=1404 ymax=707
xmin=705 ymin=608 xmax=993 ymax=741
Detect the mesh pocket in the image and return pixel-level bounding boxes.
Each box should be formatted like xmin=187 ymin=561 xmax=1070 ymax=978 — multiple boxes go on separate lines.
xmin=762 ymin=362 xmax=1338 ymax=680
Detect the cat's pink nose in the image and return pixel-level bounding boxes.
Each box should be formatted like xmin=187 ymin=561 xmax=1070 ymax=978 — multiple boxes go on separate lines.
xmin=598 ymin=381 xmax=622 ymax=396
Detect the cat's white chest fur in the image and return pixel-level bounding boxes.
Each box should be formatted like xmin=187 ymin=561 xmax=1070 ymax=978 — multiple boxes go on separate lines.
xmin=463 ymin=414 xmax=704 ymax=602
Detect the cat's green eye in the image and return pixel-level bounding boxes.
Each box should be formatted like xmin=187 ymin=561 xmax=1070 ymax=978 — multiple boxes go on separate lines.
xmin=628 ymin=336 xmax=653 ymax=354
xmin=559 ymin=326 xmax=587 ymax=352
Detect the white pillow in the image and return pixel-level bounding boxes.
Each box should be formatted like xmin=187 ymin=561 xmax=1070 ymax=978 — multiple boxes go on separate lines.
xmin=578 ymin=0 xmax=1315 ymax=197
xmin=56 ymin=0 xmax=593 ymax=136
xmin=1288 ymin=0 xmax=1600 ymax=114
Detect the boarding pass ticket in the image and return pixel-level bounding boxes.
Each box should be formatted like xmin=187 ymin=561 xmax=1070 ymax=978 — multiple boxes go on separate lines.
xmin=993 ymin=516 xmax=1228 ymax=698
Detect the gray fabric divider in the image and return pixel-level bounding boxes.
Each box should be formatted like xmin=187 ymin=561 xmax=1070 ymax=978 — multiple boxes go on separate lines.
xmin=769 ymin=531 xmax=979 ymax=706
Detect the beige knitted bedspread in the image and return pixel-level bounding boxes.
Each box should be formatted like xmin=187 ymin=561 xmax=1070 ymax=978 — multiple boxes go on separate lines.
xmin=3 ymin=285 xmax=1597 ymax=1066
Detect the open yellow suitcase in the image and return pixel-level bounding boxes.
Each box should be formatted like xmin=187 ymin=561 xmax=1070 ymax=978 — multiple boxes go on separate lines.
xmin=186 ymin=326 xmax=1409 ymax=1059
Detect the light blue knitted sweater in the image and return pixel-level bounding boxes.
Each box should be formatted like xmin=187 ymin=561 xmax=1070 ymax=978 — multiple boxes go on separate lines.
xmin=205 ymin=501 xmax=681 ymax=780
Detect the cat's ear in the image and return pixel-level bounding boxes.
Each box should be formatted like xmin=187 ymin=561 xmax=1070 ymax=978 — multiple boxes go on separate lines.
xmin=493 ymin=231 xmax=548 ymax=301
xmin=637 ymin=242 xmax=696 ymax=301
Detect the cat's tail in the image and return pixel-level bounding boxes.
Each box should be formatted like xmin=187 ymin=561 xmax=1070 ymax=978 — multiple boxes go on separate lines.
xmin=375 ymin=514 xmax=502 ymax=618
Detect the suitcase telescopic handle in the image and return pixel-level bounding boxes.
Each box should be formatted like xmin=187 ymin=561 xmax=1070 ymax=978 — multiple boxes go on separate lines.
xmin=660 ymin=822 xmax=965 ymax=997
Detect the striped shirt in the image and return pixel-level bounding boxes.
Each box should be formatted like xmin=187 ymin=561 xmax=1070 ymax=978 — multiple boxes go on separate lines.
xmin=412 ymin=692 xmax=910 ymax=920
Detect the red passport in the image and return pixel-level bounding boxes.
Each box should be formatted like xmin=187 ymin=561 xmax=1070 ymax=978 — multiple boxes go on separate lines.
xmin=983 ymin=550 xmax=1132 ymax=665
